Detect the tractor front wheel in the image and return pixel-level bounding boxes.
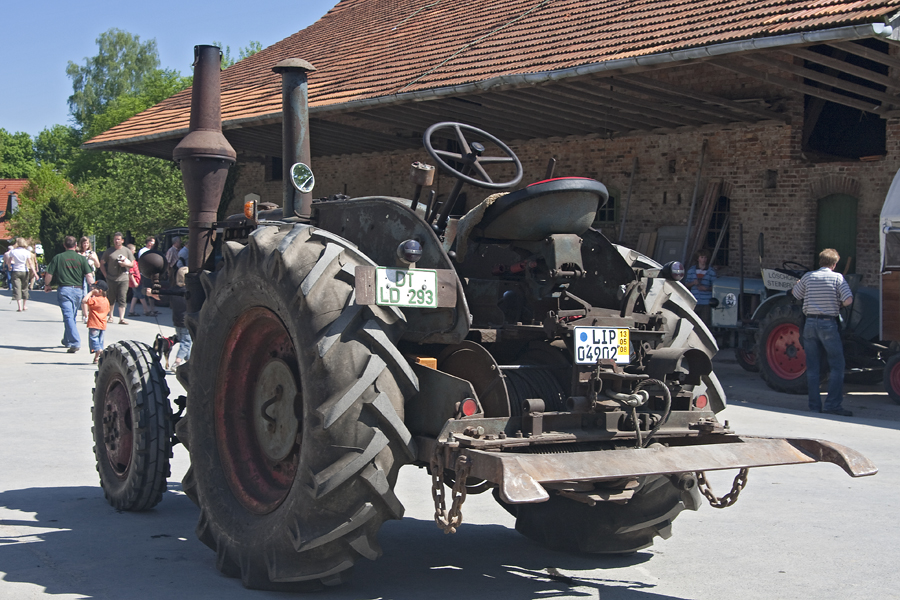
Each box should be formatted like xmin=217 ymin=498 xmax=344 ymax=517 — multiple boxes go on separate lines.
xmin=92 ymin=340 xmax=172 ymax=511
xmin=756 ymin=305 xmax=808 ymax=395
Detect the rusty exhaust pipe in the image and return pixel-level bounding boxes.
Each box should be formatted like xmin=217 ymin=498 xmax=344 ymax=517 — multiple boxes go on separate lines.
xmin=273 ymin=58 xmax=315 ymax=218
xmin=173 ymin=45 xmax=236 ymax=274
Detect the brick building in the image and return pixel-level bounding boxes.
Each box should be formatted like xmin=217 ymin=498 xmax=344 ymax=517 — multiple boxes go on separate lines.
xmin=86 ymin=0 xmax=900 ymax=285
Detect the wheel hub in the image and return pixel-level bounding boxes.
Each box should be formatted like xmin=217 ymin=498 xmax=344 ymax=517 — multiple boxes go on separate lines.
xmin=766 ymin=323 xmax=806 ymax=380
xmin=253 ymin=359 xmax=299 ymax=463
xmin=103 ymin=380 xmax=133 ymax=477
xmin=216 ymin=306 xmax=301 ymax=514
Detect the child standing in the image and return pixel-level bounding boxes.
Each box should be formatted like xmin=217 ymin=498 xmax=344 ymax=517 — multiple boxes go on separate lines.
xmin=82 ymin=281 xmax=110 ymax=364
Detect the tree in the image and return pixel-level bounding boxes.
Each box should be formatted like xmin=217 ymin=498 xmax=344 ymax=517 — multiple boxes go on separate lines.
xmin=66 ymin=28 xmax=160 ymax=132
xmin=34 ymin=125 xmax=80 ymax=171
xmin=39 ymin=195 xmax=88 ymax=263
xmin=90 ymin=153 xmax=187 ymax=243
xmin=0 ymin=129 xmax=36 ymax=179
xmin=217 ymin=41 xmax=263 ymax=69
xmin=9 ymin=164 xmax=81 ymax=241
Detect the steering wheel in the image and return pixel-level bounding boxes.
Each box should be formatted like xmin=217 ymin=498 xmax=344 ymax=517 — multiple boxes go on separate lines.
xmin=423 ymin=122 xmax=523 ymax=190
xmin=782 ymin=260 xmax=811 ymax=273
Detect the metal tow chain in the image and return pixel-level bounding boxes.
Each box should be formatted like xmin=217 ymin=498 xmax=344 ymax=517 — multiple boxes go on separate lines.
xmin=697 ymin=468 xmax=749 ymax=508
xmin=430 ymin=448 xmax=471 ymax=534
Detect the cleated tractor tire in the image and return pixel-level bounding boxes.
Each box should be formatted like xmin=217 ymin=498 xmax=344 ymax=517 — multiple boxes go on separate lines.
xmin=92 ymin=340 xmax=172 ymax=511
xmin=185 ymin=224 xmax=418 ymax=591
xmin=756 ymin=304 xmax=808 ymax=395
xmin=883 ymin=353 xmax=900 ymax=404
xmin=495 ymin=475 xmax=702 ymax=554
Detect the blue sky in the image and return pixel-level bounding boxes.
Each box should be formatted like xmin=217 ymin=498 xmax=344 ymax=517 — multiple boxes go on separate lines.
xmin=0 ymin=0 xmax=338 ymax=137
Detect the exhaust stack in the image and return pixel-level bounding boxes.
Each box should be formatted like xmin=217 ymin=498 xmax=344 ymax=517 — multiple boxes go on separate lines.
xmin=173 ymin=45 xmax=237 ymax=272
xmin=273 ymin=58 xmax=316 ymax=218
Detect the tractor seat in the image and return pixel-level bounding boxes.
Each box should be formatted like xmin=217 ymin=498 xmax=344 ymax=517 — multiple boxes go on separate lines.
xmin=475 ymin=177 xmax=609 ymax=241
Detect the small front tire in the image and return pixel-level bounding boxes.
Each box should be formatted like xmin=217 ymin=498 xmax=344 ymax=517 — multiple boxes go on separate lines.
xmin=92 ymin=340 xmax=172 ymax=511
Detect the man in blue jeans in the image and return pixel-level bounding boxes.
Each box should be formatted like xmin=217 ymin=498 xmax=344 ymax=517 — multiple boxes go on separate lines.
xmin=44 ymin=236 xmax=94 ymax=353
xmin=791 ymin=248 xmax=854 ymax=416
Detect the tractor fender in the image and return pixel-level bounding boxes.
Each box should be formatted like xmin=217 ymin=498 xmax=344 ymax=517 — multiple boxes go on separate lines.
xmin=312 ymin=196 xmax=470 ymax=344
xmin=750 ymin=291 xmax=796 ymax=324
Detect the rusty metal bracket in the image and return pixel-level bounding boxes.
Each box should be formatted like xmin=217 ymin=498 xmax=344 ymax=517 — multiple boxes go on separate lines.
xmin=417 ymin=436 xmax=877 ymax=507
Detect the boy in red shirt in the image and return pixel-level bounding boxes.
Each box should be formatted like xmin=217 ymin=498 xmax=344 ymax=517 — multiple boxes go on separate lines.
xmin=82 ymin=281 xmax=111 ymax=364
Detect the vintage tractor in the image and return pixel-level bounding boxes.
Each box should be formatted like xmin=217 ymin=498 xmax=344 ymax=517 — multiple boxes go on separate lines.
xmin=90 ymin=46 xmax=877 ymax=591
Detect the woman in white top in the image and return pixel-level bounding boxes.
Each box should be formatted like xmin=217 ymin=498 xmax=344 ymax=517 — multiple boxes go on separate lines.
xmin=79 ymin=236 xmax=100 ymax=292
xmin=7 ymin=238 xmax=36 ymax=311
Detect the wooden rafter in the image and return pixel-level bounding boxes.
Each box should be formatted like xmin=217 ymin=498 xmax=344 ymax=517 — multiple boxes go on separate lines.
xmin=613 ymin=76 xmax=781 ymax=123
xmin=743 ymin=54 xmax=899 ymax=107
xmin=782 ymin=47 xmax=900 ymax=91
xmin=563 ymin=80 xmax=713 ymax=127
xmin=708 ymin=58 xmax=884 ymax=114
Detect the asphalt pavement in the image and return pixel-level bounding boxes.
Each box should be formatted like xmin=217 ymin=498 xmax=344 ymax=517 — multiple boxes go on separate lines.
xmin=1 ymin=287 xmax=897 ymax=599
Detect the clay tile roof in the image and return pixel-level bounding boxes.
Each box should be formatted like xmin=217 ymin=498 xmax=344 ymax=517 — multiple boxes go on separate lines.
xmin=86 ymin=0 xmax=900 ymax=149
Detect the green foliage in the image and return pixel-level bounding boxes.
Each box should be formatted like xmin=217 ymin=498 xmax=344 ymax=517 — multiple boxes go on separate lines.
xmin=66 ymin=28 xmax=160 ymax=132
xmin=217 ymin=40 xmax=263 ymax=69
xmin=39 ymin=195 xmax=88 ymax=262
xmin=10 ymin=165 xmax=78 ymax=240
xmin=13 ymin=28 xmax=196 ymax=250
xmin=86 ymin=68 xmax=191 ymax=140
xmin=0 ymin=129 xmax=36 ymax=179
xmin=89 ymin=153 xmax=187 ymax=243
xmin=34 ymin=125 xmax=80 ymax=171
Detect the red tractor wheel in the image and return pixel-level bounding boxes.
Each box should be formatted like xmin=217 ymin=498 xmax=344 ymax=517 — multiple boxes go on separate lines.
xmin=756 ymin=304 xmax=808 ymax=395
xmin=883 ymin=353 xmax=900 ymax=404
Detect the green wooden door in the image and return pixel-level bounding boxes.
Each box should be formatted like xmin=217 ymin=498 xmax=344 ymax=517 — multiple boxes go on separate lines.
xmin=816 ymin=193 xmax=858 ymax=274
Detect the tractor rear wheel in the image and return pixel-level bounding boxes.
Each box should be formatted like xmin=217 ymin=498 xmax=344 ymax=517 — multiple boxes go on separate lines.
xmin=883 ymin=353 xmax=900 ymax=404
xmin=756 ymin=305 xmax=808 ymax=394
xmin=186 ymin=225 xmax=418 ymax=591
xmin=495 ymin=475 xmax=701 ymax=554
xmin=92 ymin=340 xmax=172 ymax=511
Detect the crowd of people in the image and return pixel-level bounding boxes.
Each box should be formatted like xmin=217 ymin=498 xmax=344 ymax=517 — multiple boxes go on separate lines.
xmin=1 ymin=232 xmax=192 ymax=369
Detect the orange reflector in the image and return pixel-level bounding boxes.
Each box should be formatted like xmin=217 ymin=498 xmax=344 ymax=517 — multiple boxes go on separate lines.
xmin=695 ymin=394 xmax=708 ymax=409
xmin=461 ymin=398 xmax=478 ymax=417
xmin=244 ymin=200 xmax=256 ymax=219
xmin=415 ymin=357 xmax=437 ymax=369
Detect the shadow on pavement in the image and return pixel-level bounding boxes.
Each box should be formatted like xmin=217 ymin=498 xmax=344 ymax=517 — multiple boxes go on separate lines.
xmin=0 ymin=345 xmax=65 ymax=354
xmin=0 ymin=486 xmax=689 ymax=600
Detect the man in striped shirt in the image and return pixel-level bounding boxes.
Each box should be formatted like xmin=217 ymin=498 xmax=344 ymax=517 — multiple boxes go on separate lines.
xmin=791 ymin=248 xmax=854 ymax=416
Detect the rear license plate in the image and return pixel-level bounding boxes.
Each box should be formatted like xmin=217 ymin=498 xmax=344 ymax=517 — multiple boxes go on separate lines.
xmin=573 ymin=327 xmax=630 ymax=364
xmin=375 ymin=267 xmax=438 ymax=308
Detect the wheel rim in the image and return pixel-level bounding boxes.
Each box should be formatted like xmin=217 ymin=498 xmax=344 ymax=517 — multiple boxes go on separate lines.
xmin=890 ymin=360 xmax=900 ymax=396
xmin=765 ymin=323 xmax=806 ymax=380
xmin=216 ymin=307 xmax=301 ymax=514
xmin=103 ymin=378 xmax=133 ymax=478
xmin=738 ymin=349 xmax=757 ymax=367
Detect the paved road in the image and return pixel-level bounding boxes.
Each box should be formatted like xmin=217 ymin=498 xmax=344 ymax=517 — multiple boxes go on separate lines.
xmin=1 ymin=289 xmax=896 ymax=599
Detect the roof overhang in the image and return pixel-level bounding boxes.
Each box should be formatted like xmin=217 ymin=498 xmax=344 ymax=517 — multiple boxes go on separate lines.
xmin=84 ymin=22 xmax=898 ymax=160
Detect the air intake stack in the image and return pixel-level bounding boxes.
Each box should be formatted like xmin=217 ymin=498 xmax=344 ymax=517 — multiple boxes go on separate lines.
xmin=173 ymin=45 xmax=237 ymax=272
